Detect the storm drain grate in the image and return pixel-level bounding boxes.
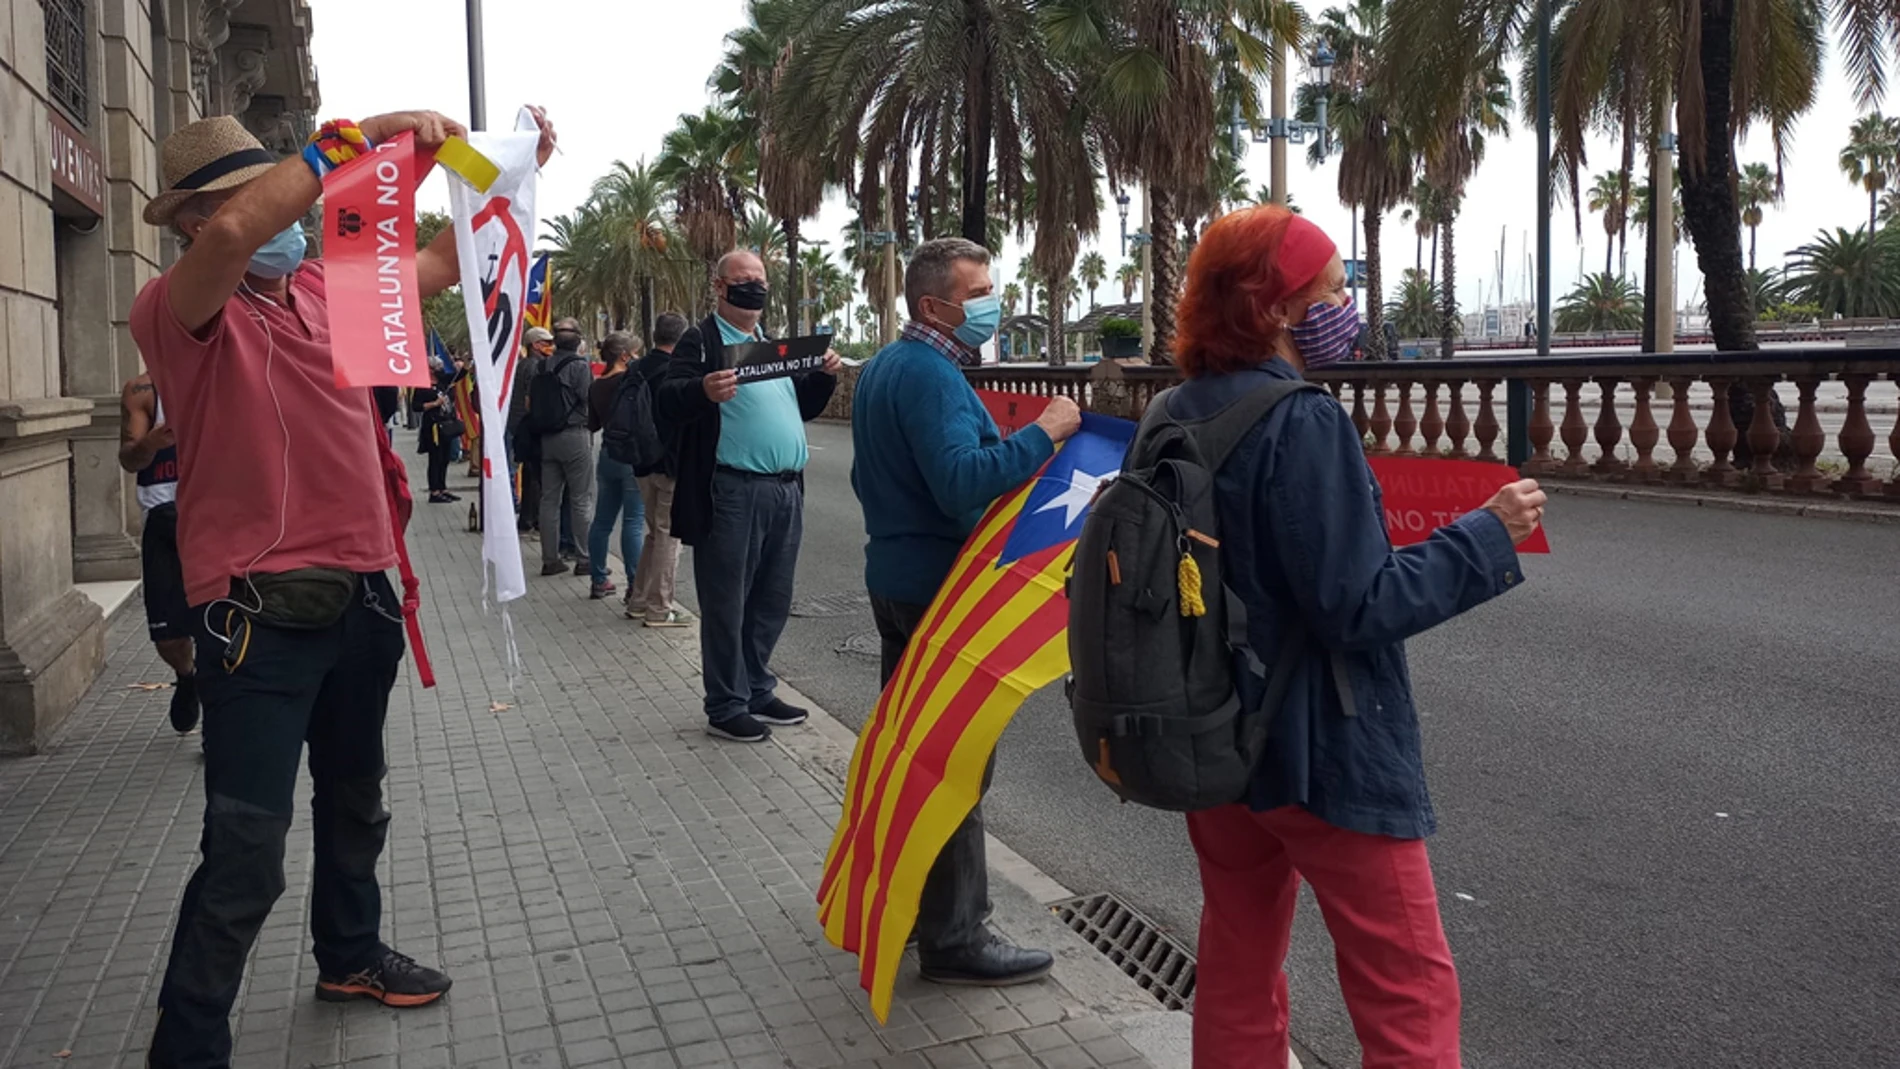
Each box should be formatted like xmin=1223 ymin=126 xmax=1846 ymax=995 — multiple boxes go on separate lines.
xmin=792 ymin=591 xmax=873 ymax=618
xmin=1052 ymin=892 xmax=1196 ymax=1011
xmin=835 ymin=631 xmax=883 ymax=659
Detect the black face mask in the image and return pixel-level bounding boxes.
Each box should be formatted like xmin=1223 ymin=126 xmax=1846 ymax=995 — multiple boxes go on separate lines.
xmin=724 ymin=280 xmax=769 ymax=311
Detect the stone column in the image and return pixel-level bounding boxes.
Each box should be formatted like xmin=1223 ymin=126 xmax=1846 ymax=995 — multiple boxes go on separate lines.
xmin=0 ymin=0 xmax=109 ymax=752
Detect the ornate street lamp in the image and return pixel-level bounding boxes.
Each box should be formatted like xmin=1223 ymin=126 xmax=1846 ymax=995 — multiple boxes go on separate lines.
xmin=1116 ymin=191 xmax=1132 ymax=256
xmin=1252 ymin=41 xmax=1339 ymax=162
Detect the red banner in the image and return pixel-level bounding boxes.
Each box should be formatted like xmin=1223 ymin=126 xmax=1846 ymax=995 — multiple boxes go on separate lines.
xmin=1368 ymin=456 xmax=1550 ymax=553
xmin=976 ymin=389 xmax=1050 ymax=438
xmin=323 ymin=133 xmax=431 ymax=389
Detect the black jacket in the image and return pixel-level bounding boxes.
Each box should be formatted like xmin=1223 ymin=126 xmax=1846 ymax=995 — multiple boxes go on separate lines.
xmin=655 ymin=314 xmax=836 ymax=546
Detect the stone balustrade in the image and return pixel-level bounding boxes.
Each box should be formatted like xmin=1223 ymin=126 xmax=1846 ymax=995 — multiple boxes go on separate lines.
xmin=946 ymin=353 xmax=1900 ymax=503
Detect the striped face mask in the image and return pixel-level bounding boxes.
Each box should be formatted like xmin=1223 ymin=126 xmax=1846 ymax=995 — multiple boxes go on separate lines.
xmin=1287 ymin=294 xmax=1361 ymax=368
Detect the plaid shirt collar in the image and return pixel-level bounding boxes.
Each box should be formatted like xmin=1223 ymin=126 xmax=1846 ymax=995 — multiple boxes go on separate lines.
xmin=901 ymin=320 xmax=979 ymax=366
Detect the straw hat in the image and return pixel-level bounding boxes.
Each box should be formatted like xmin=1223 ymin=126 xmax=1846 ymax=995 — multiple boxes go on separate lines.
xmin=143 ymin=116 xmax=279 ymax=226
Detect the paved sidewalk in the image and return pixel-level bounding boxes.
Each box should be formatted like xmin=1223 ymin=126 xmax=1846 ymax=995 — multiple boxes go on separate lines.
xmin=0 ymin=462 xmax=1160 ymax=1068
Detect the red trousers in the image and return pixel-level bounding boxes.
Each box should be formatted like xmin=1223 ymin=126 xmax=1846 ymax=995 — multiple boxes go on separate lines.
xmin=1187 ymin=804 xmax=1461 ymax=1069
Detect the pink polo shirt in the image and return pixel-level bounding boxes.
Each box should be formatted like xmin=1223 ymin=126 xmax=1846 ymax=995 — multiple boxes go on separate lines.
xmin=130 ymin=261 xmax=396 ymax=608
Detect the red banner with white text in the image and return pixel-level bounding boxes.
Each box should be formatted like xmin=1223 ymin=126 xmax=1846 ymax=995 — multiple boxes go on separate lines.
xmin=323 ymin=132 xmax=431 ymax=389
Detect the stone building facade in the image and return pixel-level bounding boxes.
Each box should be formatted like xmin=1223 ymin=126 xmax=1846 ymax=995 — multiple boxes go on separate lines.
xmin=0 ymin=0 xmax=319 ymax=752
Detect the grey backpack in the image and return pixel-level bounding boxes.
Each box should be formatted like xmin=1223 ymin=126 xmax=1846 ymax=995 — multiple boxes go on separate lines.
xmin=1067 ymin=381 xmax=1319 ymax=811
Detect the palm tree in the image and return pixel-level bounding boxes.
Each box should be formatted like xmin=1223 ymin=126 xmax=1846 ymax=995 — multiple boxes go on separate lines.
xmin=1631 ymin=174 xmax=1684 ymax=244
xmin=1406 ymin=179 xmax=1443 ymax=286
xmin=1078 ymin=251 xmax=1108 ymax=310
xmin=1016 ymin=259 xmax=1040 ymax=319
xmin=1002 ymin=282 xmax=1022 ymax=318
xmin=1744 ymin=267 xmax=1787 ymax=318
xmin=544 ymin=160 xmax=688 ymax=340
xmin=1384 ymin=268 xmax=1439 ymax=338
xmin=1585 ymin=171 xmax=1628 ymax=277
xmin=1116 ymin=261 xmax=1141 ymax=303
xmin=654 ymin=107 xmax=754 ymax=268
xmin=1301 ymin=0 xmax=1412 ymax=359
xmin=1787 ymin=226 xmax=1900 ymax=318
xmin=1840 ymin=113 xmax=1898 ymax=238
xmin=1423 ymin=59 xmax=1510 ymax=359
xmin=855 ymin=303 xmax=875 ymax=342
xmin=1555 ymin=272 xmax=1644 ymax=332
xmin=1056 ymin=0 xmax=1301 ymax=363
xmin=1736 ymin=162 xmax=1779 ymax=271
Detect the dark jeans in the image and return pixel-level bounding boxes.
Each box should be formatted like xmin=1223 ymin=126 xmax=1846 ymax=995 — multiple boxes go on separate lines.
xmin=589 ymin=452 xmax=644 ymax=586
xmin=694 ymin=468 xmax=801 ymax=724
xmin=150 ymin=573 xmax=406 ymax=1069
xmin=425 ymin=445 xmax=451 ymax=494
xmin=871 ymin=595 xmax=993 ymax=957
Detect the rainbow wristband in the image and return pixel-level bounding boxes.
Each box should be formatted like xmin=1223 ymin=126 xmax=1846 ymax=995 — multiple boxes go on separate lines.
xmin=304 ymin=119 xmax=374 ymax=179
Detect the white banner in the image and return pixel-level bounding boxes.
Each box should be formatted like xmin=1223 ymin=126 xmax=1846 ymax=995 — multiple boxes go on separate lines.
xmin=448 ymin=109 xmax=541 ymax=604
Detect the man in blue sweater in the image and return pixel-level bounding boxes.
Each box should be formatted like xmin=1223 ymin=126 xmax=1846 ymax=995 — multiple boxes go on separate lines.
xmin=851 ymin=237 xmax=1080 ymax=987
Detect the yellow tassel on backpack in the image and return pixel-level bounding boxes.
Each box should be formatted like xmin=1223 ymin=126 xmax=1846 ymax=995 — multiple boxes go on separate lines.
xmin=1178 ymin=551 xmax=1206 ymax=617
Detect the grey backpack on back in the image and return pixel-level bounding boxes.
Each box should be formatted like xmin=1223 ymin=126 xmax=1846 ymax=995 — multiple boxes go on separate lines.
xmin=1067 ymin=381 xmax=1318 ymax=811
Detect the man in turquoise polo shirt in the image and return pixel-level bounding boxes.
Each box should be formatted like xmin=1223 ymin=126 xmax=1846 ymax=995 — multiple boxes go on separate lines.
xmin=656 ymin=251 xmax=840 ymax=742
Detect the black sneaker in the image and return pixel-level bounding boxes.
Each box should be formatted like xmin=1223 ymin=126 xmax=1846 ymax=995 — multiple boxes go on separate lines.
xmin=752 ymin=698 xmax=808 ymax=727
xmin=572 ymin=559 xmax=592 ymax=577
xmin=316 ymin=947 xmax=452 ymax=1008
xmin=168 ymin=677 xmax=200 ymax=734
xmin=705 ymin=714 xmax=772 ymax=743
xmin=540 ymin=561 xmax=569 ymax=576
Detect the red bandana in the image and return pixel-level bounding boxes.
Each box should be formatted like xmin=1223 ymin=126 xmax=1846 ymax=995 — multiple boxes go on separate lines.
xmin=1274 ymin=215 xmax=1338 ymax=305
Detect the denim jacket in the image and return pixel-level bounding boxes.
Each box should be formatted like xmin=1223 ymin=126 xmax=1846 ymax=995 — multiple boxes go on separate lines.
xmin=1170 ymin=360 xmax=1525 ymax=839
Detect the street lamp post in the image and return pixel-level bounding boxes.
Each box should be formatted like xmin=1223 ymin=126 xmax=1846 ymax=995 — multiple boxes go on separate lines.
xmin=1116 ymin=190 xmax=1131 ymax=257
xmin=1255 ymin=42 xmax=1337 ymax=201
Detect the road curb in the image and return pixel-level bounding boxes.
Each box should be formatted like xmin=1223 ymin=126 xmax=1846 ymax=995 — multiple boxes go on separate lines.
xmin=1546 ymin=481 xmax=1900 ymax=523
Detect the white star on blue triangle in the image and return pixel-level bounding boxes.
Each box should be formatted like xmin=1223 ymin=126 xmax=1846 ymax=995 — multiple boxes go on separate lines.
xmin=998 ymin=413 xmax=1136 ymax=565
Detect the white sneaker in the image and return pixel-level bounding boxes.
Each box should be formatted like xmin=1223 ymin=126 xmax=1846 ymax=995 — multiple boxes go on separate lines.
xmin=645 ymin=610 xmax=691 ymax=629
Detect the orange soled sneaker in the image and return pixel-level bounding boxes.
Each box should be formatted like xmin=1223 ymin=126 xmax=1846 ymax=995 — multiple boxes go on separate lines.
xmin=316 ymin=947 xmax=452 ymax=1008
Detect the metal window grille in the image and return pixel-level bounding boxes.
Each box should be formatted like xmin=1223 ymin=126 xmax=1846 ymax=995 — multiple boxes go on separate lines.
xmin=44 ymin=0 xmax=89 ymax=125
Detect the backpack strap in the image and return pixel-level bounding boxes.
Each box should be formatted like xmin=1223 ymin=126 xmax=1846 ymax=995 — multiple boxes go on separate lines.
xmin=1180 ymin=378 xmax=1323 ymax=472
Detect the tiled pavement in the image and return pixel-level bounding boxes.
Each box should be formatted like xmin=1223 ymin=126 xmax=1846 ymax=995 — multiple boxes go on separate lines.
xmin=0 ymin=460 xmax=1163 ymax=1069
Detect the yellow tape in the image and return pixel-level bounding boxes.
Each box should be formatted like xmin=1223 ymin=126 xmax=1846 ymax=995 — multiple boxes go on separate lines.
xmin=434 ymin=136 xmax=500 ymax=195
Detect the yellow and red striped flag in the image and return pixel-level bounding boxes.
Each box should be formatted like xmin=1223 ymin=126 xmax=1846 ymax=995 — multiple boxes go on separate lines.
xmin=523 ymin=253 xmax=552 ymax=330
xmin=818 ymin=408 xmax=1135 ymax=1022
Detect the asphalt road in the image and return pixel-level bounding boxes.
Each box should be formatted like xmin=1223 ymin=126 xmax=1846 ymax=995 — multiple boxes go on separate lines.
xmin=680 ymin=420 xmax=1900 ymax=1069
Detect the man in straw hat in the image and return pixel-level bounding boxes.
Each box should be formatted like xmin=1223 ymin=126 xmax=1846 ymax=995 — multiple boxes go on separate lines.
xmin=130 ymin=109 xmax=555 ymax=1068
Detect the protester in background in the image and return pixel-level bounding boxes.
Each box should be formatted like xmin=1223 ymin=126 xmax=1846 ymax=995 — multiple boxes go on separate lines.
xmin=851 ymin=237 xmax=1078 ymax=986
xmin=128 ymin=107 xmax=555 ymax=1067
xmin=411 ymin=354 xmax=462 ymax=504
xmin=117 ymin=372 xmax=199 ymax=736
xmin=1166 ymin=205 xmax=1544 ymax=1068
xmin=511 ymin=326 xmax=555 ymax=533
xmin=531 ymin=318 xmax=595 ymax=577
xmin=373 ymin=385 xmax=400 ymax=444
xmin=656 ymin=251 xmax=840 ymax=742
xmin=584 ymin=331 xmax=645 ymax=599
xmin=628 ymin=312 xmax=689 ymax=627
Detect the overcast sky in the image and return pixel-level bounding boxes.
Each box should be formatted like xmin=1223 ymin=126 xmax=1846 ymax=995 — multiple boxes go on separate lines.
xmin=309 ymin=0 xmax=1884 ymax=320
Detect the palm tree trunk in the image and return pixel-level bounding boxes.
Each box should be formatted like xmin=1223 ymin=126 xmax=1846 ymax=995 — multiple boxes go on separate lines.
xmin=1679 ymin=0 xmax=1786 ymax=466
xmin=1428 ymin=226 xmax=1440 ymax=290
xmin=1872 ymin=188 xmax=1879 ymax=237
xmin=960 ymin=0 xmax=996 ymax=247
xmin=1049 ymin=281 xmax=1068 ymax=366
xmin=1364 ymin=208 xmax=1387 ymax=359
xmin=1749 ymin=224 xmax=1757 ymax=270
xmin=1415 ymin=229 xmax=1423 ymax=271
xmin=1605 ymin=240 xmax=1613 ymax=278
xmin=1438 ymin=217 xmax=1457 ymax=360
xmin=1148 ymin=188 xmax=1180 ymax=365
xmin=782 ymin=217 xmax=801 ymax=337
xmin=639 ymin=276 xmax=655 ymax=346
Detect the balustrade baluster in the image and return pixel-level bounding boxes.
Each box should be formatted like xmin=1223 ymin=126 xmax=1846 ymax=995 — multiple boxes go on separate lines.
xmin=1445 ymin=380 xmax=1471 ymax=459
xmin=1834 ymin=374 xmax=1877 ymax=495
xmin=1474 ymin=380 xmax=1500 ymax=462
xmin=1887 ymin=387 xmax=1900 ymax=500
xmin=1419 ymin=383 xmax=1444 ymax=456
xmin=1666 ymin=377 xmax=1699 ymax=480
xmin=1369 ymin=381 xmax=1393 ymax=454
xmin=1592 ymin=377 xmax=1627 ymax=476
xmin=1394 ymin=382 xmax=1418 ymax=456
xmin=1350 ymin=381 xmax=1371 ymax=443
xmin=1560 ymin=382 xmax=1590 ymax=475
xmin=1628 ymin=378 xmax=1659 ymax=481
xmin=1704 ymin=377 xmax=1738 ymax=485
xmin=1526 ymin=381 xmax=1555 ymax=474
xmin=1787 ymin=377 xmax=1824 ymax=493
xmin=1745 ymin=379 xmax=1780 ymax=481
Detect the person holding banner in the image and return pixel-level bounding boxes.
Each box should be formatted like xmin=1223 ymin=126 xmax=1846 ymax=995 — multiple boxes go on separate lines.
xmin=130 ymin=108 xmax=556 ymax=1068
xmin=851 ymin=237 xmax=1080 ymax=986
xmin=1164 ymin=205 xmax=1544 ymax=1068
xmin=656 ymin=251 xmax=840 ymax=743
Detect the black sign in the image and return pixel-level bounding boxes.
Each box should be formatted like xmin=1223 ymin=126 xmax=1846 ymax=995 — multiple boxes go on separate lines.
xmin=727 ymin=334 xmax=831 ymax=384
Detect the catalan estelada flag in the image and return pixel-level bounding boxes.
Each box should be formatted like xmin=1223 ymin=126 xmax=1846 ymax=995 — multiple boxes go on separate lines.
xmin=818 ymin=411 xmax=1136 ymax=1022
xmin=523 ymin=253 xmax=552 ymax=330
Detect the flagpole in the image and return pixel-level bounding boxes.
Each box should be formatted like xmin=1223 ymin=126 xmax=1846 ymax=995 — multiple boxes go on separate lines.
xmin=465 ymin=0 xmax=488 ymax=534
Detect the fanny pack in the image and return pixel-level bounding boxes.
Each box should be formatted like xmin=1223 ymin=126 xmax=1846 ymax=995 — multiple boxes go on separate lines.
xmin=235 ymin=568 xmax=359 ymax=630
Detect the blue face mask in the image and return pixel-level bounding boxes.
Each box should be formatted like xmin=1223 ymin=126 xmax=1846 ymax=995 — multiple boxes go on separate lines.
xmin=248 ymin=223 xmax=308 ymax=279
xmin=952 ymin=294 xmax=1002 ymax=348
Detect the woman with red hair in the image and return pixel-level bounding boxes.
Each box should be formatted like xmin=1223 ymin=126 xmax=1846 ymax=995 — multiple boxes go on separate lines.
xmin=1163 ymin=206 xmax=1546 ymax=1067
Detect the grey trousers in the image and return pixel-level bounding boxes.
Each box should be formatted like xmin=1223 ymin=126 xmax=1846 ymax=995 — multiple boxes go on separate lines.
xmin=694 ymin=469 xmax=801 ymax=724
xmin=872 ymin=595 xmax=993 ymax=956
xmin=539 ymin=427 xmax=595 ymax=566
